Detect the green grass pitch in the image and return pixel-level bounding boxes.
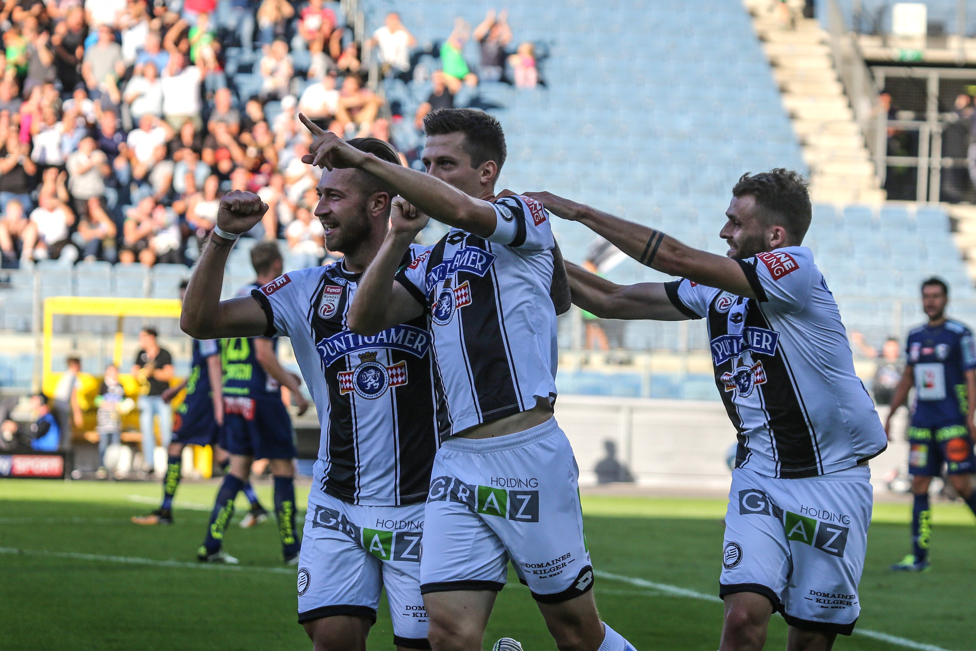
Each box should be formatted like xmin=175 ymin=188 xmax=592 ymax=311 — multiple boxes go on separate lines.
xmin=0 ymin=479 xmax=972 ymax=650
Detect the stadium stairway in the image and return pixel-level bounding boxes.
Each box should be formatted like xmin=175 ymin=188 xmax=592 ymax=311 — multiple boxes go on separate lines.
xmin=745 ymin=0 xmax=885 ymax=204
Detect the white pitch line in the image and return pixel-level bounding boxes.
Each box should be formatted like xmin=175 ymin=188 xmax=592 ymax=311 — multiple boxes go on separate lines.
xmin=127 ymin=494 xmax=212 ymax=511
xmin=0 ymin=517 xmax=123 ymax=525
xmin=0 ymin=547 xmax=294 ymax=575
xmin=595 ymin=570 xmax=954 ymax=651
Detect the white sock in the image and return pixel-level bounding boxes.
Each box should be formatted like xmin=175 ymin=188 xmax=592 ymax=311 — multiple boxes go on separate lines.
xmin=598 ymin=623 xmax=636 ymax=651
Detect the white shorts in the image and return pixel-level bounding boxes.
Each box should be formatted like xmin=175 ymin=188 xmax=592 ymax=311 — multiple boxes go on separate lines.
xmin=721 ymin=465 xmax=873 ymax=635
xmin=420 ymin=417 xmax=595 ymax=603
xmin=297 ymin=491 xmax=429 ymax=648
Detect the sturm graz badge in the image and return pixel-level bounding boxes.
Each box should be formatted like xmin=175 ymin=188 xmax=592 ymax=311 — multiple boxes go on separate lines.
xmin=430 ymin=280 xmax=472 ymax=326
xmin=723 ymin=542 xmax=742 ymax=569
xmin=297 ymin=568 xmax=310 ymax=596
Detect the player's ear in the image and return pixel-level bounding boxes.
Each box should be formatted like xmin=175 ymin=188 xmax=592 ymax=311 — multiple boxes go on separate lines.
xmin=480 ymin=160 xmax=498 ymax=186
xmin=368 ymin=191 xmax=391 ymax=218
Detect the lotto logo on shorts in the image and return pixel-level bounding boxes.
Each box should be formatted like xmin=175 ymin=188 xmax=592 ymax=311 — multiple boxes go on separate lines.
xmin=427 ymin=475 xmax=540 ymax=522
xmin=784 ymin=511 xmax=849 ymax=558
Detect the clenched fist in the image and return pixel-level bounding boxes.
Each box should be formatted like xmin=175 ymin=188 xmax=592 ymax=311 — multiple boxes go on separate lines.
xmin=390 ymin=197 xmax=429 ymax=237
xmin=216 ymin=190 xmax=269 ymax=235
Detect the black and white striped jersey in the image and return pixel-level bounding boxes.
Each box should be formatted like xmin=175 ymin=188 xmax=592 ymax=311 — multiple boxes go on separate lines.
xmin=395 ymin=194 xmax=559 ymax=435
xmin=251 ymin=245 xmax=450 ymax=506
xmin=665 ymin=246 xmax=887 ymax=479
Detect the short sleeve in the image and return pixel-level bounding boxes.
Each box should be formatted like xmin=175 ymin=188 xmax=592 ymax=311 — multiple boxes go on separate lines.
xmin=485 ymin=195 xmax=555 ymax=252
xmin=157 ymin=350 xmax=173 ymax=367
xmin=198 ymin=339 xmax=219 ymax=357
xmin=250 ymin=269 xmax=324 ymax=338
xmin=664 ymin=279 xmax=708 ymax=320
xmin=739 ymin=247 xmax=814 ymax=314
xmin=395 ymin=243 xmax=432 ymax=308
xmin=960 ymin=329 xmax=976 ymax=370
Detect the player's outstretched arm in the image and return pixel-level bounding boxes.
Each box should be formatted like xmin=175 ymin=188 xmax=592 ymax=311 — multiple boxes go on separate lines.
xmin=526 ymin=191 xmax=757 ymax=299
xmin=299 ymin=114 xmax=498 ymax=238
xmin=181 ymin=191 xmax=272 ymax=340
xmin=567 ymin=262 xmax=689 ymax=321
xmin=347 ymin=198 xmax=427 ymax=335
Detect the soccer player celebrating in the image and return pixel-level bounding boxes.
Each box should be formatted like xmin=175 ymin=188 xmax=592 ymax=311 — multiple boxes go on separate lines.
xmin=132 ymin=280 xmax=268 ymax=526
xmin=301 ymin=109 xmax=637 ymax=651
xmin=886 ymin=277 xmax=976 ymax=572
xmin=524 ymin=170 xmax=887 ymax=650
xmin=182 ymin=138 xmax=448 ymax=650
xmin=191 ymin=241 xmax=310 ymax=564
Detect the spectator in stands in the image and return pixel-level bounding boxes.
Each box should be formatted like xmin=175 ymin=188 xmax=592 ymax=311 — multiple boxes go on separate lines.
xmin=335 ymin=40 xmax=362 ymax=75
xmin=62 ymin=85 xmax=96 ymax=124
xmin=258 ymin=39 xmax=293 ymax=101
xmin=0 ymin=80 xmax=22 ymax=115
xmin=335 ymin=73 xmax=380 ymax=136
xmin=256 ymin=0 xmax=294 ymax=47
xmin=86 ymin=0 xmax=126 ymax=29
xmin=73 ymin=197 xmax=118 ymax=262
xmin=221 ymin=0 xmax=256 ymax=52
xmin=368 ymin=118 xmax=409 ymax=166
xmin=188 ymin=12 xmax=217 ymax=64
xmin=133 ymin=327 xmax=174 ymax=475
xmin=65 ymin=136 xmax=108 ymax=217
xmin=1 ymin=393 xmax=61 ymax=453
xmin=127 ymin=114 xmax=170 ymax=179
xmin=306 ymin=34 xmax=338 ymax=80
xmin=183 ymin=0 xmax=217 ymax=25
xmin=123 ymin=61 xmax=164 ymax=122
xmin=0 ymin=131 xmax=38 ymax=213
xmin=440 ymin=18 xmax=478 ymax=93
xmin=133 ymin=32 xmax=169 ymax=77
xmin=95 ymin=108 xmax=129 ymax=183
xmin=160 ymin=52 xmax=203 ymax=131
xmin=51 ymin=7 xmax=88 ymax=92
xmin=30 ymin=106 xmax=66 ymax=169
xmin=473 ymin=9 xmax=511 ymax=83
xmin=369 ymin=11 xmax=416 ymax=80
xmin=509 ymin=42 xmax=538 ymax=89
xmin=22 ymin=21 xmax=57 ymax=97
xmin=121 ymin=196 xmax=158 ymax=265
xmin=297 ymin=0 xmax=338 ymax=51
xmin=241 ymin=97 xmax=266 ymax=132
xmin=3 ymin=25 xmax=28 ymax=80
xmin=298 ymin=73 xmax=340 ymax=125
xmin=257 ymin=172 xmax=293 ymax=238
xmin=285 ymin=202 xmax=325 ymax=269
xmin=29 ymin=190 xmax=76 ymax=263
xmin=119 ymin=0 xmax=151 ymax=67
xmin=51 ymin=356 xmax=83 ymax=452
xmin=184 ymin=173 xmax=221 ymax=245
xmin=208 ymin=88 xmax=241 ymax=137
xmin=850 ymin=332 xmax=904 ymax=406
xmin=415 ymin=70 xmax=454 ymax=129
xmin=94 ymin=363 xmax=126 ymax=477
xmin=0 ymin=199 xmax=37 ymax=267
xmin=81 ymin=25 xmax=125 ymax=98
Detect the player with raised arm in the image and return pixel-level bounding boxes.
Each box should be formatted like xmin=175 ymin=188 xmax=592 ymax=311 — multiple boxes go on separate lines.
xmin=193 ymin=241 xmax=310 ymax=564
xmin=886 ymin=277 xmax=976 ymax=572
xmin=299 ymin=108 xmax=637 ymax=651
xmin=182 ymin=138 xmax=448 ymax=651
xmin=523 ymin=170 xmax=887 ymax=651
xmin=132 ymin=280 xmax=269 ymax=527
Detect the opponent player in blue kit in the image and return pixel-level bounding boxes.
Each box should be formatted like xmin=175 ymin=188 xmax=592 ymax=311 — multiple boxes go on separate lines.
xmin=195 ymin=242 xmax=310 ymax=564
xmin=886 ymin=277 xmax=976 ymax=572
xmin=132 ymin=281 xmax=268 ymax=527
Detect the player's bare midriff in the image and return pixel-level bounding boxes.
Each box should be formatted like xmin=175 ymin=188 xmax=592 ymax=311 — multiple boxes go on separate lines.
xmin=455 ymin=398 xmax=554 ymax=439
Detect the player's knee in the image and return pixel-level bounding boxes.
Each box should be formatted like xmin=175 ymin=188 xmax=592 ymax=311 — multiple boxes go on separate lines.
xmin=426 ymin=615 xmax=480 ymax=651
xmin=723 ymin=605 xmax=767 ymax=646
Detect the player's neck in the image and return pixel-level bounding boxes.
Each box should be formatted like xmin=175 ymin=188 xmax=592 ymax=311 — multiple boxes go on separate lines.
xmin=343 ymin=236 xmax=385 ymax=274
xmin=256 ymin=273 xmax=276 ymax=286
xmin=928 ymin=315 xmax=947 ymax=327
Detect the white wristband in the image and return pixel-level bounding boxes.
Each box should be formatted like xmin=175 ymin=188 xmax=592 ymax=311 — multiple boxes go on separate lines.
xmin=213 ymin=225 xmax=241 ymax=241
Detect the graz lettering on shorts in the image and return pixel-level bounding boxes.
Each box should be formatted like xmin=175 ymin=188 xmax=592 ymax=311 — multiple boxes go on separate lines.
xmin=805 ymin=589 xmax=857 ymax=610
xmin=737 ymin=490 xmax=851 ymax=557
xmin=428 ymin=475 xmax=540 ymax=522
xmin=316 ymin=325 xmax=430 ymax=366
xmin=425 ymin=247 xmax=497 ymax=295
xmin=710 ymin=327 xmax=780 ymax=366
xmin=310 ymin=505 xmax=421 ymax=562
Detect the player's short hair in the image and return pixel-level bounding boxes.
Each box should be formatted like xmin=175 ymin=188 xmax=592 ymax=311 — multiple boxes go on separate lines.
xmin=66 ymin=356 xmax=81 ymax=368
xmin=423 ymin=108 xmax=507 ymax=171
xmin=251 ymin=241 xmax=283 ymax=276
xmin=732 ymin=169 xmax=811 ymax=245
xmin=141 ymin=327 xmax=158 ymax=338
xmin=921 ymin=276 xmax=949 ymax=297
xmin=346 ymin=137 xmax=403 ymax=198
xmin=34 ymin=393 xmax=49 ymax=406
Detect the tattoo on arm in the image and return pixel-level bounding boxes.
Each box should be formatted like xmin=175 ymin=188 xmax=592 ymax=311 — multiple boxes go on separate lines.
xmin=639 ymin=230 xmax=664 ymax=267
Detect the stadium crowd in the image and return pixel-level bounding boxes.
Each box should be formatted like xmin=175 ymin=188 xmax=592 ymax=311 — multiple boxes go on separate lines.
xmin=0 ymin=1 xmax=541 ymax=270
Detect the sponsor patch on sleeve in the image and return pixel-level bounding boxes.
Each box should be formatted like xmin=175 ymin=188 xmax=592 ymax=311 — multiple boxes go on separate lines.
xmin=261 ymin=274 xmax=291 ymax=296
xmin=756 ymin=251 xmax=799 ymax=280
xmin=408 ymin=250 xmax=430 ymax=270
xmin=522 ymin=196 xmax=547 ymax=226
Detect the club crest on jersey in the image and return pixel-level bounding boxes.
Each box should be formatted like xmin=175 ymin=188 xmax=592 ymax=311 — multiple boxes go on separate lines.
xmin=338 ymin=352 xmax=408 ymax=399
xmin=935 ymin=343 xmax=950 ymax=360
xmin=431 ymin=281 xmax=472 ymax=326
xmin=318 ymin=285 xmax=342 ymax=319
xmin=721 ymin=360 xmax=767 ymax=398
xmin=425 ymin=247 xmax=496 ymax=294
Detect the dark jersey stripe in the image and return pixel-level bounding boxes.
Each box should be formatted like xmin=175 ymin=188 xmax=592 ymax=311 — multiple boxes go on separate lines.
xmin=746 ymin=306 xmax=819 ymax=478
xmin=706 ymin=294 xmax=748 ymax=466
xmin=457 ymin=236 xmax=521 ymax=422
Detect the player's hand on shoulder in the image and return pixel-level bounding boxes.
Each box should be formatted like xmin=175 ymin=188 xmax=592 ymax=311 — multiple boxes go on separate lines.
xmin=523 ymin=191 xmax=585 ymax=222
xmin=217 ymin=190 xmax=269 ymax=235
xmin=390 ymin=197 xmax=429 ymax=237
xmin=298 ymin=113 xmax=365 ymax=170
